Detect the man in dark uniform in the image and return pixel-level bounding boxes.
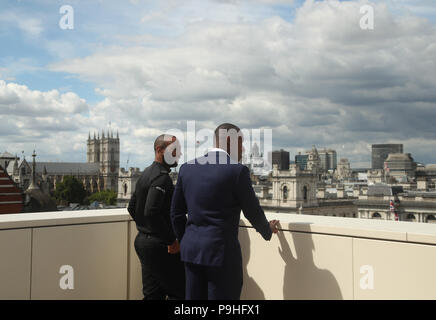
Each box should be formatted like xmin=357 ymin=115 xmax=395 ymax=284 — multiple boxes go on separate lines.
xmin=128 ymin=134 xmax=185 ymax=300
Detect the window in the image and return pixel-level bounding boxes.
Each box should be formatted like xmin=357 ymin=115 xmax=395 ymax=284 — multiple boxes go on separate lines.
xmin=372 ymin=212 xmax=382 ymax=219
xmin=124 ymin=184 xmax=128 ymax=195
xmin=427 ymin=215 xmax=436 ymax=224
xmin=406 ymin=214 xmax=416 ymax=222
xmin=303 ymin=186 xmax=308 ymax=201
xmin=283 ymin=186 xmax=288 ymax=200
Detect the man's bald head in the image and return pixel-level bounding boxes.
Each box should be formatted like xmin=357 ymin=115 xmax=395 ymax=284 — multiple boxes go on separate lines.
xmin=154 ymin=134 xmax=175 ymax=152
xmin=214 ymin=123 xmax=241 ymax=146
xmin=214 ymin=123 xmax=243 ymax=162
xmin=154 ymin=134 xmax=180 ymax=168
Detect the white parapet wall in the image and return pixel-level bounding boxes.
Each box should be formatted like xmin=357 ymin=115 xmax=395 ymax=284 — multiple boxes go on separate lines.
xmin=241 ymin=212 xmax=436 ymax=299
xmin=1 ymin=209 xmax=436 ymax=299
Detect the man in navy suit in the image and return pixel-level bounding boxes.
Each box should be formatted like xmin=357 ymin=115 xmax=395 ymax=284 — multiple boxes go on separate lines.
xmin=170 ymin=123 xmax=279 ymax=300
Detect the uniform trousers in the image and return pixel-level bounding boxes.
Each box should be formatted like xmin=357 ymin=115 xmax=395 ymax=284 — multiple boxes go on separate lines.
xmin=134 ymin=232 xmax=185 ymax=300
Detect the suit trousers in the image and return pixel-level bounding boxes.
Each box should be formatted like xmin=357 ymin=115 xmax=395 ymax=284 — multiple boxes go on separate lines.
xmin=134 ymin=232 xmax=185 ymax=300
xmin=184 ymin=255 xmax=243 ymax=300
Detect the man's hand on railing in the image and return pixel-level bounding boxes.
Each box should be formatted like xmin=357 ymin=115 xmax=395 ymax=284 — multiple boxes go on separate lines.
xmin=168 ymin=239 xmax=180 ymax=254
xmin=269 ymin=220 xmax=280 ymax=234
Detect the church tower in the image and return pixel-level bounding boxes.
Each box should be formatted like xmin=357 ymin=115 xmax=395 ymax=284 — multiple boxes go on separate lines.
xmin=87 ymin=132 xmax=100 ymax=163
xmin=99 ymin=129 xmax=120 ymax=193
xmin=307 ymin=145 xmax=322 ymax=182
xmin=87 ymin=129 xmax=120 ymax=193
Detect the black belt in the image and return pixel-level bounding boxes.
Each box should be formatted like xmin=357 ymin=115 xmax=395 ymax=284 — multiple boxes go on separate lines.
xmin=138 ymin=231 xmax=159 ymax=240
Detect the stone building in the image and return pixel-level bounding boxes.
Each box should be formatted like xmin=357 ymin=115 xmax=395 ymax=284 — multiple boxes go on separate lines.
xmin=13 ymin=150 xmax=58 ymax=213
xmin=306 ymin=146 xmax=322 ymax=181
xmin=244 ymin=143 xmax=268 ymax=175
xmin=6 ymin=129 xmax=120 ymax=195
xmin=87 ymin=130 xmax=120 ymax=192
xmin=259 ymin=164 xmax=357 ymax=217
xmin=117 ymin=167 xmax=141 ymax=206
xmin=356 ymin=184 xmax=436 ymax=223
xmin=367 ymin=169 xmax=386 ymax=185
xmin=0 ymin=152 xmax=16 ymax=172
xmin=384 ymin=153 xmax=417 ymax=182
xmin=335 ymin=158 xmax=353 ymax=181
xmin=371 ymin=144 xmax=403 ymax=169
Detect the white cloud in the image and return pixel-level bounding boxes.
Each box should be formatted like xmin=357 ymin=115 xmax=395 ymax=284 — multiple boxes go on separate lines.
xmin=4 ymin=0 xmax=436 ymax=167
xmin=0 ymin=11 xmax=43 ymax=36
xmin=48 ymin=0 xmax=436 ymax=165
xmin=0 ymin=80 xmax=88 ymax=116
xmin=0 ymin=80 xmax=95 ymax=162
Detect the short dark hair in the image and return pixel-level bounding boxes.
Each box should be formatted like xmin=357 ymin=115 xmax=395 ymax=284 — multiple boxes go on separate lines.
xmin=154 ymin=134 xmax=175 ymax=152
xmin=214 ymin=123 xmax=241 ymax=144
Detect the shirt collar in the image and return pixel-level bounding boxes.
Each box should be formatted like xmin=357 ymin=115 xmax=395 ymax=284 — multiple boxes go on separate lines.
xmin=153 ymin=161 xmax=171 ymax=172
xmin=207 ymin=147 xmax=229 ymax=156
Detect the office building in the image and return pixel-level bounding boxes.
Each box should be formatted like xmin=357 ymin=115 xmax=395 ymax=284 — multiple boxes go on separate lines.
xmin=271 ymin=149 xmax=290 ymax=171
xmin=371 ymin=144 xmax=403 ymax=169
xmin=295 ymin=153 xmax=308 ymax=171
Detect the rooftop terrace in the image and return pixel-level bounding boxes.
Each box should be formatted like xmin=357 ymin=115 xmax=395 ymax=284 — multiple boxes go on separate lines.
xmin=1 ymin=209 xmax=436 ymax=299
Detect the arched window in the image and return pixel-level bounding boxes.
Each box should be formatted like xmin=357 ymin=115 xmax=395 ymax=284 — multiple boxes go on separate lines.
xmin=406 ymin=214 xmax=416 ymax=222
xmin=303 ymin=186 xmax=308 ymax=201
xmin=372 ymin=212 xmax=382 ymax=219
xmin=124 ymin=184 xmax=128 ymax=196
xmin=283 ymin=186 xmax=288 ymax=200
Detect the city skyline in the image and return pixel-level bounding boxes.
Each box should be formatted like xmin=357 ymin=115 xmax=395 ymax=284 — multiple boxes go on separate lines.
xmin=1 ymin=137 xmax=424 ymax=172
xmin=1 ymin=0 xmax=436 ymax=169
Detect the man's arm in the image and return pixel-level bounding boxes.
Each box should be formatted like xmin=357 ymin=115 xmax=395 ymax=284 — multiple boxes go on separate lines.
xmin=144 ymin=177 xmax=176 ymax=245
xmin=127 ymin=190 xmax=137 ymax=218
xmin=236 ymin=165 xmax=275 ymax=240
xmin=170 ymin=170 xmax=188 ymax=242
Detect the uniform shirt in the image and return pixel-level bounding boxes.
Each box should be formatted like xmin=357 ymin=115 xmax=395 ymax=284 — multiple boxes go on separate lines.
xmin=128 ymin=161 xmax=176 ymax=245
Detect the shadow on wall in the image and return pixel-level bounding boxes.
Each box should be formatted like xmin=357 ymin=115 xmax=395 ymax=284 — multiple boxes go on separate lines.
xmin=277 ymin=225 xmax=342 ymax=300
xmin=239 ymin=221 xmax=265 ymax=300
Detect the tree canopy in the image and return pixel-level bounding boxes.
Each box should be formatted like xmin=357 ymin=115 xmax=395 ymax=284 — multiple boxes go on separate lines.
xmin=88 ymin=190 xmax=117 ymax=206
xmin=54 ymin=176 xmax=87 ymax=205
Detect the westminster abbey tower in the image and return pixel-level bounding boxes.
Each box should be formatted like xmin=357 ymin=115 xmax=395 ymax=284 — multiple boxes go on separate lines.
xmin=87 ymin=129 xmax=120 ymax=193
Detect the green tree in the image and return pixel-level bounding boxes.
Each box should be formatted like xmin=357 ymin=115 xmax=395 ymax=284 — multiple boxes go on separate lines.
xmin=54 ymin=176 xmax=87 ymax=205
xmin=88 ymin=190 xmax=118 ymax=206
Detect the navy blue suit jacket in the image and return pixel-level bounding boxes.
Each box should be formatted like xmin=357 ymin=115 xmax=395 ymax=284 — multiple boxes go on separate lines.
xmin=170 ymin=150 xmax=272 ymax=267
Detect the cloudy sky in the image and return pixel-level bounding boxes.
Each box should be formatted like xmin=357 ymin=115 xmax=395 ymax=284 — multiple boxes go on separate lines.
xmin=1 ymin=0 xmax=436 ymax=169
